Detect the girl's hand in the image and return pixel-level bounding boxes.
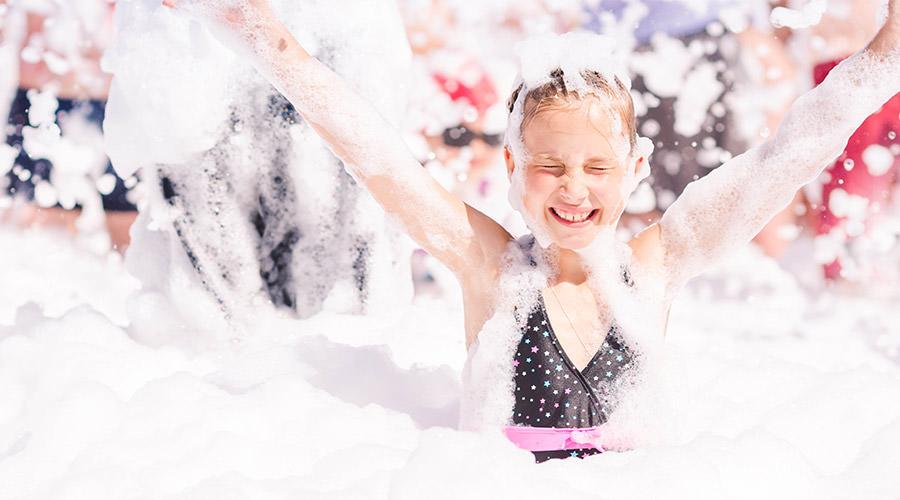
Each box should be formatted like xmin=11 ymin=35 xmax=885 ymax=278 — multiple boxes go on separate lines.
xmin=867 ymin=0 xmax=900 ymax=54
xmin=882 ymin=0 xmax=899 ymax=41
xmin=889 ymin=0 xmax=899 ymax=29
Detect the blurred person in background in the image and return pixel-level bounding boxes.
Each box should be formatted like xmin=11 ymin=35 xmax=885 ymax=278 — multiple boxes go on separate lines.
xmin=400 ymin=0 xmax=578 ymax=295
xmin=753 ymin=0 xmax=900 ymax=283
xmin=799 ymin=0 xmax=900 ymax=282
xmin=404 ymin=55 xmax=517 ymax=296
xmin=400 ymin=0 xmax=583 ymax=219
xmin=0 ymin=0 xmax=137 ymax=252
xmin=584 ymin=0 xmax=814 ymax=260
xmin=423 ymin=60 xmax=509 ymax=220
xmin=400 ymin=0 xmax=583 ymax=59
xmin=732 ymin=3 xmax=803 ymax=260
xmin=583 ymin=0 xmax=750 ymax=224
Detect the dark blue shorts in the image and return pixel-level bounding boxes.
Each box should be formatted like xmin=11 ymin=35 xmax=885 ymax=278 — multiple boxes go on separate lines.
xmin=4 ymin=87 xmax=137 ymax=212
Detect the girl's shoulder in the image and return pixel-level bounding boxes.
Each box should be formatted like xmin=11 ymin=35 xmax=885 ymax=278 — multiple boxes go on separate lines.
xmin=628 ymin=223 xmax=665 ymax=274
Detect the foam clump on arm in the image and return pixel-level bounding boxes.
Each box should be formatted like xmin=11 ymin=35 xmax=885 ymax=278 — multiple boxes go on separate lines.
xmin=658 ymin=14 xmax=900 ymax=292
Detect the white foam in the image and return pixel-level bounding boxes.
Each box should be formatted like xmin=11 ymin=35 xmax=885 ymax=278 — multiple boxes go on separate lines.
xmin=862 ymin=144 xmax=894 ymax=176
xmin=770 ymin=0 xmax=828 ymax=29
xmin=4 ymin=226 xmax=900 ymax=497
xmin=461 ymin=236 xmax=551 ymax=430
xmin=0 ymin=144 xmax=17 ymax=176
xmin=104 ymin=0 xmax=415 ymax=321
xmin=515 ymin=32 xmax=630 ymax=93
xmin=673 ymin=61 xmax=725 ymax=137
xmin=4 ymin=2 xmax=900 ymax=497
xmin=25 ymin=89 xmax=58 ymax=127
xmin=626 ymin=182 xmax=657 ymax=214
xmin=828 ymin=188 xmax=869 ymax=220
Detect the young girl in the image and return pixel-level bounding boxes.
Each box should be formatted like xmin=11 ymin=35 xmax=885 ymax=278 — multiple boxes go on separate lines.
xmin=162 ymin=0 xmax=900 ymax=462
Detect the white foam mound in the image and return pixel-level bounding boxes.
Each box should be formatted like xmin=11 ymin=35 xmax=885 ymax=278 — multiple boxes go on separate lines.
xmin=3 ymin=228 xmax=900 ymax=498
xmin=103 ymin=0 xmax=236 ymax=177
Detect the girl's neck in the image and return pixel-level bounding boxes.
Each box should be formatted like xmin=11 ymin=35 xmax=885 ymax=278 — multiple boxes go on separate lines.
xmin=553 ymin=246 xmax=588 ymax=285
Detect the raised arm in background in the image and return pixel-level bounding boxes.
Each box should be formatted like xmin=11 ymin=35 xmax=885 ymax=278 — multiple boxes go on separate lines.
xmin=654 ymin=0 xmax=899 ymax=293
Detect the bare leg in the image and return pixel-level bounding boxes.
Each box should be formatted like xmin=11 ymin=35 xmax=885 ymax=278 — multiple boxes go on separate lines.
xmin=106 ymin=211 xmax=138 ymax=253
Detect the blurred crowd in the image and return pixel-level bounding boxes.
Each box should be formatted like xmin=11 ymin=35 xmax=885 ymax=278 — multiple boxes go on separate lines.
xmin=0 ymin=0 xmax=136 ymax=253
xmin=0 ymin=0 xmax=897 ymax=290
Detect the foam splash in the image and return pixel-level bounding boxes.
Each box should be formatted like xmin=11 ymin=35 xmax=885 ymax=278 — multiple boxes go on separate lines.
xmin=770 ymin=0 xmax=828 ymax=29
xmin=514 ymin=32 xmax=631 ymax=92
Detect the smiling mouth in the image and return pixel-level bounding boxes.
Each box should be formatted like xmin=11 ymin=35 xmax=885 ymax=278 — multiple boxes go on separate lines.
xmin=549 ymin=207 xmax=599 ymax=226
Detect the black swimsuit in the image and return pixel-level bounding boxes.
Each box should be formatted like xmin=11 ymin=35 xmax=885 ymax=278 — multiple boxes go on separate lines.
xmin=510 ymin=294 xmax=635 ymax=462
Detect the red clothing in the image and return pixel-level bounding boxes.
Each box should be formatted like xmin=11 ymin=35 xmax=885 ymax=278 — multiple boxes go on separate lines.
xmin=813 ymin=58 xmax=900 ymax=279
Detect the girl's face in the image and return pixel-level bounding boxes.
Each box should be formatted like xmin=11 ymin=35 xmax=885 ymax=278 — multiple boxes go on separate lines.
xmin=506 ymin=99 xmax=643 ymax=250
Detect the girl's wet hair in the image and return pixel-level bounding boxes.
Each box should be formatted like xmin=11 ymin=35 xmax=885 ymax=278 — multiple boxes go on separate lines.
xmin=507 ymin=68 xmax=638 ymax=153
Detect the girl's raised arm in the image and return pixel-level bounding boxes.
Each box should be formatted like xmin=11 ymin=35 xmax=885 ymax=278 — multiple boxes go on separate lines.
xmin=655 ymin=0 xmax=899 ymax=292
xmin=163 ymin=0 xmax=512 ymax=276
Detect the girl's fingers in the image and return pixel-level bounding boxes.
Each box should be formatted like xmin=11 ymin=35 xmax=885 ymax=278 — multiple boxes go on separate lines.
xmin=161 ymin=0 xmax=176 ymax=8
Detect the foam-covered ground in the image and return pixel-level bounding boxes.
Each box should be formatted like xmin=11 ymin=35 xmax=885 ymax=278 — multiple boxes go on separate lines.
xmin=2 ymin=226 xmax=900 ymax=499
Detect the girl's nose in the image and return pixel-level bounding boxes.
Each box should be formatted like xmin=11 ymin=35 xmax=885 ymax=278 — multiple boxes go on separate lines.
xmin=560 ymin=171 xmax=589 ymax=201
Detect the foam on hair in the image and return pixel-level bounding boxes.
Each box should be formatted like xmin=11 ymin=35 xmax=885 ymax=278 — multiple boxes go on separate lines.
xmin=504 ymin=32 xmax=653 ymax=247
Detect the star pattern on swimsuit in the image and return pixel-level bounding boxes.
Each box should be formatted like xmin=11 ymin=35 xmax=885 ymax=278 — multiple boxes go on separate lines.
xmin=511 ymin=298 xmax=634 ymax=463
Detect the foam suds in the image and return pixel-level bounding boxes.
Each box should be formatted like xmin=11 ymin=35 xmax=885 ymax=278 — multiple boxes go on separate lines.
xmin=3 ymin=226 xmax=900 ymax=498
xmin=2 ymin=1 xmax=899 ymax=497
xmin=103 ymin=0 xmax=415 ymax=321
xmin=770 ymin=0 xmax=828 ymax=29
xmin=504 ymin=73 xmax=555 ymax=248
xmin=461 ymin=235 xmax=552 ymax=430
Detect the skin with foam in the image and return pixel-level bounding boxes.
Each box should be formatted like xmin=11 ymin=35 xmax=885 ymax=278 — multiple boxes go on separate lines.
xmin=505 ymin=94 xmax=652 ymax=252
